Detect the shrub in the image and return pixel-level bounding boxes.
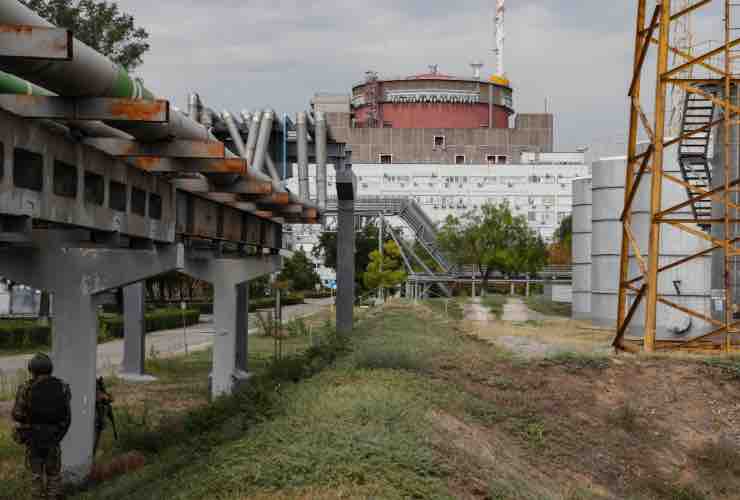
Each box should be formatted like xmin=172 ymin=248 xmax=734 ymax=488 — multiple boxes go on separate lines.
xmin=0 ymin=320 xmax=51 ymax=349
xmin=100 ymin=309 xmax=201 ymax=339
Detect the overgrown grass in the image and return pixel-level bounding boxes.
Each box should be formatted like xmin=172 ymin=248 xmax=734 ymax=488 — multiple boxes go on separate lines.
xmin=525 ymin=296 xmax=572 ymax=317
xmin=483 ymin=294 xmax=508 ymax=319
xmin=544 ymin=351 xmax=610 ymax=370
xmin=426 ymin=298 xmax=464 ymax=320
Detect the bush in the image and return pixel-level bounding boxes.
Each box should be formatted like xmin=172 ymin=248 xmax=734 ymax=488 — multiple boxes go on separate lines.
xmin=248 ymin=293 xmax=305 ymax=312
xmin=0 ymin=320 xmax=51 ymax=349
xmin=100 ymin=308 xmax=201 ymax=339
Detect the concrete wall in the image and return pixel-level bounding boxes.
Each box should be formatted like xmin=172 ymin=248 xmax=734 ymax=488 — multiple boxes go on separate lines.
xmin=323 ymin=114 xmax=554 ymax=164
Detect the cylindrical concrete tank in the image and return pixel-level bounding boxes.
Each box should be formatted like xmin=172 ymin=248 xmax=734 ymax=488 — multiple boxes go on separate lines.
xmin=591 ymin=159 xmax=625 ymax=328
xmin=629 ymin=152 xmax=713 ymax=339
xmin=572 ymin=176 xmax=592 ymax=320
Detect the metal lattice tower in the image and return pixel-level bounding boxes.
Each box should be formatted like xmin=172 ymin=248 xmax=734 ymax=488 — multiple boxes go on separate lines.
xmin=668 ymin=0 xmax=694 ymax=137
xmin=616 ymin=0 xmax=740 ymax=353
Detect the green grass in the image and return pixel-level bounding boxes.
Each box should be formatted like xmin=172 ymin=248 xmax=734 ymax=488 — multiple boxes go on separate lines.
xmin=483 ymin=294 xmax=508 ymax=319
xmin=525 ymin=296 xmax=572 ymax=317
xmin=64 ymin=302 xmax=517 ymax=500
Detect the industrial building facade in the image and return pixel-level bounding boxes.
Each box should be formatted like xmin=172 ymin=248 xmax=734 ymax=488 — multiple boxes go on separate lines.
xmin=312 ymin=70 xmax=554 ymax=165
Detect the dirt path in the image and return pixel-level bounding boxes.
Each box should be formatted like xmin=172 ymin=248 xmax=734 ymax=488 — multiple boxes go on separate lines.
xmin=463 ymin=298 xmax=493 ymax=322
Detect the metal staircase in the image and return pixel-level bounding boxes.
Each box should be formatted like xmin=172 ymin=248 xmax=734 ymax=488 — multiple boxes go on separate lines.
xmin=326 ymin=196 xmax=454 ymax=296
xmin=677 ymin=85 xmax=716 ymax=230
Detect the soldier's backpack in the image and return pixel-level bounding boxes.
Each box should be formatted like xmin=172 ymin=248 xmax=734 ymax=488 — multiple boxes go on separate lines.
xmin=28 ymin=377 xmax=68 ymax=448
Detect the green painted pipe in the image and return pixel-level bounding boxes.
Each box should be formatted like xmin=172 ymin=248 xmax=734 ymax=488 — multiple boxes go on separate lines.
xmin=0 ymin=69 xmax=52 ymax=96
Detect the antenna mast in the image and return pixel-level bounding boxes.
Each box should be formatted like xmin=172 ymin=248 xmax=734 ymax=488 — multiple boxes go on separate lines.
xmin=493 ymin=0 xmax=505 ymax=76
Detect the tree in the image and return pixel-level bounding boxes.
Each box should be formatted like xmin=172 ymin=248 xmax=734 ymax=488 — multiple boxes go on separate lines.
xmin=314 ymin=222 xmax=387 ymax=292
xmin=363 ymin=241 xmax=407 ymax=292
xmin=278 ymin=250 xmax=320 ymax=292
xmin=22 ymin=0 xmax=150 ymax=70
xmin=437 ymin=203 xmax=546 ymax=289
xmin=549 ymin=215 xmax=573 ymax=265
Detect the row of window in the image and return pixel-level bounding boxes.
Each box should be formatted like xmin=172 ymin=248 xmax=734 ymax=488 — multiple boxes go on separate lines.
xmin=378 ymin=153 xmax=508 ymax=165
xmin=2 ymin=146 xmax=162 ymax=219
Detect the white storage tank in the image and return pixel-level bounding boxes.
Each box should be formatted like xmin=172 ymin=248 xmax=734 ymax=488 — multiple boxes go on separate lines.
xmin=590 ymin=153 xmax=712 ymax=338
xmin=591 ymin=158 xmax=625 ymax=328
xmin=572 ymin=176 xmax=592 ymax=320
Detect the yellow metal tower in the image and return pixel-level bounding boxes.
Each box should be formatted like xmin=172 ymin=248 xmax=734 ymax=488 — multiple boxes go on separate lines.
xmin=616 ymin=0 xmax=740 ymax=353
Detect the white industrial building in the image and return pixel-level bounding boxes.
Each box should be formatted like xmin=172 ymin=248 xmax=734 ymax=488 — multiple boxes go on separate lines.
xmin=286 ymin=152 xmax=587 ymax=288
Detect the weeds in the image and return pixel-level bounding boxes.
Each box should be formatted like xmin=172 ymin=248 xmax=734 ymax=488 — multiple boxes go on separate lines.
xmin=609 ymin=403 xmax=640 ymax=433
xmin=525 ymin=297 xmax=572 ymax=318
xmin=0 ymin=368 xmax=27 ymax=401
xmin=544 ymin=351 xmax=610 ymax=370
xmin=483 ymin=295 xmax=507 ymax=319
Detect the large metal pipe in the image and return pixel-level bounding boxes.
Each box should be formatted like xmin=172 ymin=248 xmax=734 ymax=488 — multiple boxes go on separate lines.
xmin=297 ymin=112 xmax=310 ymax=199
xmin=0 ymin=0 xmax=319 ymax=212
xmin=315 ymin=111 xmax=328 ymax=207
xmin=252 ymin=109 xmax=275 ymax=178
xmin=0 ymin=2 xmax=152 ymax=100
xmin=245 ymin=111 xmax=262 ymax=165
xmin=222 ymin=110 xmax=247 ymax=157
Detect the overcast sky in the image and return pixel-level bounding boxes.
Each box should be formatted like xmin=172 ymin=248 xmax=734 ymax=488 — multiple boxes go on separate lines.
xmin=117 ymin=1 xmax=703 ymax=154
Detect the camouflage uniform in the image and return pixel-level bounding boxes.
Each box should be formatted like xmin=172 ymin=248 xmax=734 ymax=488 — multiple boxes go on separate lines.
xmin=12 ymin=375 xmax=72 ymax=500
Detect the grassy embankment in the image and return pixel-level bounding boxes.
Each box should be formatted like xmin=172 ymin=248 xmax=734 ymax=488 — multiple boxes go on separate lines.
xmin=2 ymin=299 xmax=740 ymax=499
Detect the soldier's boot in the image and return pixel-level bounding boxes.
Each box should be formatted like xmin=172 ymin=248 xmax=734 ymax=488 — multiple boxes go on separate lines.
xmin=46 ymin=473 xmax=64 ymax=500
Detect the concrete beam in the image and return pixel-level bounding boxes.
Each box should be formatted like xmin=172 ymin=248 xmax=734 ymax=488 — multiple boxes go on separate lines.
xmin=84 ymin=138 xmax=225 ymax=159
xmin=0 ymin=24 xmax=72 ymax=60
xmin=131 ymin=157 xmax=247 ymax=175
xmin=0 ymin=95 xmax=169 ymax=122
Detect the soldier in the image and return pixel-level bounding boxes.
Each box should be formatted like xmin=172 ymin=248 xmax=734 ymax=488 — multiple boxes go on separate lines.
xmin=12 ymin=353 xmax=71 ymax=500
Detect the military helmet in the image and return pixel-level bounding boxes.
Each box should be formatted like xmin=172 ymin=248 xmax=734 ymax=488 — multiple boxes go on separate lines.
xmin=28 ymin=353 xmax=53 ymax=375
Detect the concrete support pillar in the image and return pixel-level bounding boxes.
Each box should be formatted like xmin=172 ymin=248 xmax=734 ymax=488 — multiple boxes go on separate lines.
xmin=337 ymin=199 xmax=355 ymax=335
xmin=211 ymin=280 xmax=245 ymax=397
xmin=235 ymin=282 xmax=249 ymax=374
xmin=510 ymin=282 xmax=515 ymax=296
xmin=526 ymin=281 xmax=531 ymax=297
xmin=297 ymin=112 xmax=310 ymax=200
xmin=120 ymin=282 xmax=153 ymax=381
xmin=183 ymin=254 xmax=280 ymax=398
xmin=315 ymin=111 xmax=328 ymax=207
xmin=53 ymin=291 xmax=100 ymax=483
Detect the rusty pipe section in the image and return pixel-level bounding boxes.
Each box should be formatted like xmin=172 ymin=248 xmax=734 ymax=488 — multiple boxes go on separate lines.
xmin=0 ymin=0 xmax=319 ymax=214
xmin=296 ymin=112 xmax=310 ymax=200
xmin=315 ymin=111 xmax=328 ymax=208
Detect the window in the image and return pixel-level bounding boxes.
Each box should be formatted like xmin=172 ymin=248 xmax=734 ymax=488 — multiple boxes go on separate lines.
xmin=455 ymin=155 xmax=466 ymax=165
xmin=131 ymin=187 xmax=146 ymax=216
xmin=434 ymin=135 xmax=445 ymax=148
xmin=497 ymin=155 xmax=507 ymax=164
xmin=53 ymin=160 xmax=77 ymax=198
xmin=487 ymin=155 xmax=496 ymax=165
xmin=149 ymin=193 xmax=162 ymax=220
xmin=84 ymin=172 xmax=104 ymax=205
xmin=379 ymin=154 xmax=392 ymax=164
xmin=109 ymin=181 xmax=127 ymax=212
xmin=528 ymin=212 xmax=537 ymax=222
xmin=13 ymin=148 xmax=43 ymax=191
